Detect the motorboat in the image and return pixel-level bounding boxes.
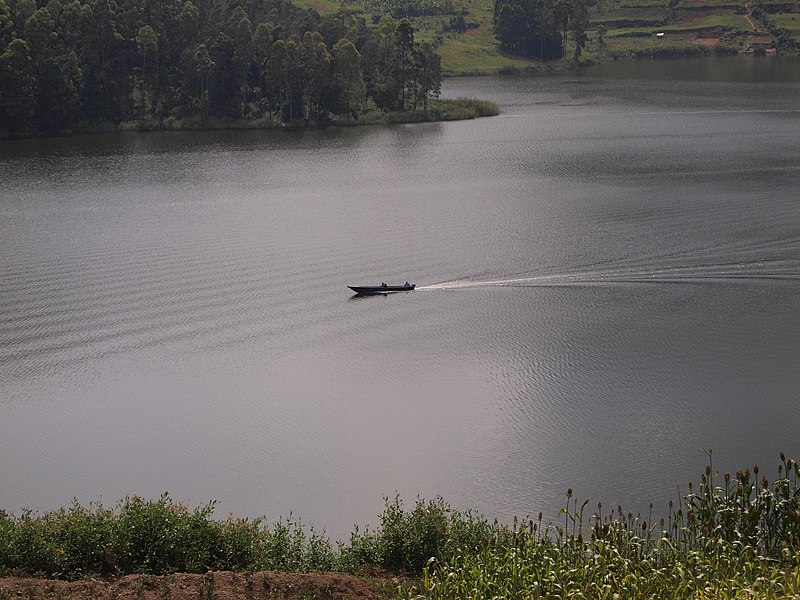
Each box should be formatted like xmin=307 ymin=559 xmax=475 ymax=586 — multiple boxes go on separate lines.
xmin=348 ymin=282 xmax=415 ymax=295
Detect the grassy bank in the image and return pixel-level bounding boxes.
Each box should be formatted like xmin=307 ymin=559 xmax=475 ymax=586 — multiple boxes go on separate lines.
xmin=0 ymin=99 xmax=499 ymax=141
xmin=124 ymin=98 xmax=499 ymax=130
xmin=2 ymin=452 xmax=800 ymax=598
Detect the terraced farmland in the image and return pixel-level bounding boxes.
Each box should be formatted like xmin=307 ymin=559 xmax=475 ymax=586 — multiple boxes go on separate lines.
xmin=293 ymin=0 xmax=799 ymax=72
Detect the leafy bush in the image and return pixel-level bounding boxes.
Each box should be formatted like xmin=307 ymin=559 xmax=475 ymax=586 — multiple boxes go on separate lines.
xmin=114 ymin=494 xmax=221 ymax=574
xmin=50 ymin=502 xmax=115 ymax=577
xmin=376 ymin=496 xmax=450 ymax=572
xmin=216 ymin=516 xmax=264 ymax=571
xmin=0 ymin=511 xmax=13 ymax=576
xmin=258 ymin=516 xmax=336 ymax=572
xmin=6 ymin=510 xmax=65 ymax=576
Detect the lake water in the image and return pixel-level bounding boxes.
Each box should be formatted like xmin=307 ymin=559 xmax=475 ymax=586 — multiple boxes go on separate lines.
xmin=1 ymin=56 xmax=799 ymax=540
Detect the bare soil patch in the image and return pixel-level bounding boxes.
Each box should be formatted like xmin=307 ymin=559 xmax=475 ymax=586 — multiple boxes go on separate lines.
xmin=694 ymin=32 xmax=722 ymax=44
xmin=0 ymin=572 xmax=389 ymax=600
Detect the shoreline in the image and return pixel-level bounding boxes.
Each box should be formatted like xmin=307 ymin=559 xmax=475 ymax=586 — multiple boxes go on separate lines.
xmin=0 ymin=98 xmax=499 ymax=142
xmin=3 ymin=52 xmax=797 ymax=141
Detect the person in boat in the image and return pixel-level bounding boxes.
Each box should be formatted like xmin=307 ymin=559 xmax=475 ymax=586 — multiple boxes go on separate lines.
xmin=404 ymin=281 xmax=410 ymax=287
xmin=381 ymin=282 xmax=387 ymax=288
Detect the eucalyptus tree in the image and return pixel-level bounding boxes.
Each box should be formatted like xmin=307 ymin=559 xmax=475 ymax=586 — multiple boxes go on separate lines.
xmin=567 ymin=0 xmax=588 ymax=61
xmin=396 ymin=18 xmax=413 ymax=108
xmin=0 ymin=37 xmax=34 ymax=130
xmin=332 ymin=36 xmax=364 ymax=116
xmin=252 ymin=20 xmax=273 ymax=113
xmin=174 ymin=1 xmax=199 ymax=54
xmin=208 ymin=31 xmax=238 ymax=117
xmin=300 ymin=30 xmax=331 ymax=120
xmin=0 ymin=0 xmax=13 ymax=51
xmin=232 ymin=16 xmax=254 ymax=116
xmin=493 ymin=0 xmax=588 ymax=60
xmin=268 ymin=37 xmax=303 ymax=121
xmin=80 ymin=0 xmax=124 ymax=120
xmin=36 ymin=49 xmax=82 ymax=129
xmin=12 ymin=0 xmax=37 ymax=26
xmin=412 ymin=40 xmax=440 ymax=109
xmin=192 ymin=42 xmax=213 ymax=123
xmin=136 ymin=24 xmax=157 ymax=89
xmin=360 ymin=15 xmax=400 ymax=109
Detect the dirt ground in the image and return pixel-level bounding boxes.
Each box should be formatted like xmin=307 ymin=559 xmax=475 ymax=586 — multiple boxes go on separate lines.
xmin=693 ymin=35 xmax=721 ymax=45
xmin=0 ymin=571 xmax=393 ymax=600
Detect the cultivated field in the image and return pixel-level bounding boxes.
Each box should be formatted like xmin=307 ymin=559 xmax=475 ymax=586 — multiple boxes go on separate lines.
xmin=294 ymin=0 xmax=800 ymax=72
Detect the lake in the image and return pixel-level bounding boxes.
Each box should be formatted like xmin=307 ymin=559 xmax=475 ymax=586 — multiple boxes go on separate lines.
xmin=1 ymin=56 xmax=799 ymax=540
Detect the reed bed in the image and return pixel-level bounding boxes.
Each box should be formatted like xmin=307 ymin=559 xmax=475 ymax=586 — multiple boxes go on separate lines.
xmin=2 ymin=453 xmax=799 ymax=599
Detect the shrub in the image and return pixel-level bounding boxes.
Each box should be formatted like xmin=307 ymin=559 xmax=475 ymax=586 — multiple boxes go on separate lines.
xmin=216 ymin=516 xmax=263 ymax=571
xmin=50 ymin=502 xmax=114 ymax=577
xmin=113 ymin=494 xmax=221 ymax=574
xmin=259 ymin=516 xmax=335 ymax=572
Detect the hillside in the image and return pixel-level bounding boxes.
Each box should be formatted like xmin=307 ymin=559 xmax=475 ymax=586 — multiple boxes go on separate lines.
xmin=295 ymin=0 xmax=800 ymax=73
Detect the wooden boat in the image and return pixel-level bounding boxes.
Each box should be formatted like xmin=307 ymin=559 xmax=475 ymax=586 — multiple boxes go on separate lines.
xmin=348 ymin=282 xmax=415 ymax=295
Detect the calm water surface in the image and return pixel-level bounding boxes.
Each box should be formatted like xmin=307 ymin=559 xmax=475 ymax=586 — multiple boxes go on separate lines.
xmin=1 ymin=56 xmax=799 ymax=539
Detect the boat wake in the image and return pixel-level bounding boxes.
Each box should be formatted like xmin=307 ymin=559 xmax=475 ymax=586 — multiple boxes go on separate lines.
xmin=417 ymin=259 xmax=800 ymax=291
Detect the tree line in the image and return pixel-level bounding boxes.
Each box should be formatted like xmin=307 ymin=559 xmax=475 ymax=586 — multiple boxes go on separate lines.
xmin=0 ymin=0 xmax=442 ymax=134
xmin=493 ymin=0 xmax=589 ymax=61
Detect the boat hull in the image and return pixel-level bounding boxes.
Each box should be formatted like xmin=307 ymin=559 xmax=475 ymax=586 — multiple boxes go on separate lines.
xmin=348 ymin=284 xmax=415 ymax=295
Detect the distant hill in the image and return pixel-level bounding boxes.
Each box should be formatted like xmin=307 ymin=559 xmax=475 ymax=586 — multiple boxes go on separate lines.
xmin=295 ymin=0 xmax=800 ymax=73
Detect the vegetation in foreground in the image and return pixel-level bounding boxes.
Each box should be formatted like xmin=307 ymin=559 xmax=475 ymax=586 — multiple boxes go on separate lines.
xmin=2 ymin=452 xmax=800 ymax=598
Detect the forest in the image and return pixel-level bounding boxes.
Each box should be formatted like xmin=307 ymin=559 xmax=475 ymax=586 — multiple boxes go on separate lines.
xmin=493 ymin=0 xmax=589 ymax=61
xmin=0 ymin=0 xmax=443 ymax=134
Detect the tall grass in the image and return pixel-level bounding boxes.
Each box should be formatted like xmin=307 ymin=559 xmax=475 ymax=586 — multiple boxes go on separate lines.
xmin=405 ymin=451 xmax=800 ymax=598
xmin=356 ymin=98 xmax=500 ymax=125
xmin=2 ymin=453 xmax=799 ymax=599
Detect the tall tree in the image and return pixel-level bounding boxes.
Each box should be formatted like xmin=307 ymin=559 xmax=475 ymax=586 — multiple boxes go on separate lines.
xmin=208 ymin=31 xmax=236 ymax=116
xmin=0 ymin=0 xmax=13 ymax=51
xmin=494 ymin=0 xmax=565 ymax=59
xmin=412 ymin=40 xmax=440 ymax=110
xmin=396 ymin=18 xmax=413 ymax=108
xmin=361 ymin=15 xmax=400 ymax=110
xmin=232 ymin=16 xmax=253 ymax=116
xmin=136 ymin=24 xmax=157 ymax=88
xmin=300 ymin=30 xmax=330 ymax=120
xmin=35 ymin=49 xmax=83 ymax=130
xmin=565 ymin=0 xmax=588 ymax=62
xmin=192 ymin=42 xmax=213 ymax=123
xmin=251 ymin=20 xmax=272 ymax=113
xmin=332 ymin=36 xmax=363 ymax=116
xmin=0 ymin=38 xmax=35 ymax=131
xmin=80 ymin=0 xmax=124 ymax=120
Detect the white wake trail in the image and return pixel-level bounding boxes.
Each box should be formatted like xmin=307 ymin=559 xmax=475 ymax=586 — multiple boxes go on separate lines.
xmin=417 ymin=260 xmax=800 ymax=291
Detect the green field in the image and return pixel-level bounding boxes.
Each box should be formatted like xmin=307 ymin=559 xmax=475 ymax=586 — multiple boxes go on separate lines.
xmin=294 ymin=0 xmax=799 ymax=73
xmin=773 ymin=12 xmax=800 ymax=33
